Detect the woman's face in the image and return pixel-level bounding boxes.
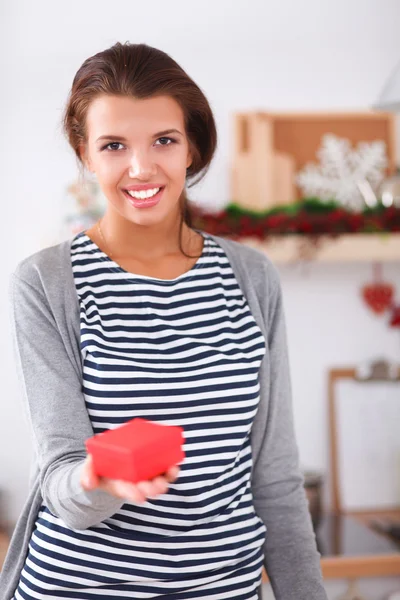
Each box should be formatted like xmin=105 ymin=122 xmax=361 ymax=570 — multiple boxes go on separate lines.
xmin=82 ymin=94 xmax=193 ymax=227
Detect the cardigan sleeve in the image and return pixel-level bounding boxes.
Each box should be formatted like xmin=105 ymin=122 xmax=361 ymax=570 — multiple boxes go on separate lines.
xmin=251 ymin=260 xmax=327 ymax=599
xmin=9 ymin=272 xmax=125 ymax=530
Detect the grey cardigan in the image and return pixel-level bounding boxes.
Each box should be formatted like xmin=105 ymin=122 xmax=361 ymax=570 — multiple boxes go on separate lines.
xmin=0 ymin=232 xmax=327 ymax=600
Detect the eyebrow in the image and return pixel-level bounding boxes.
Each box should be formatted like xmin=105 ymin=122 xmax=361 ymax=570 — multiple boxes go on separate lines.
xmin=95 ymin=129 xmax=183 ymax=143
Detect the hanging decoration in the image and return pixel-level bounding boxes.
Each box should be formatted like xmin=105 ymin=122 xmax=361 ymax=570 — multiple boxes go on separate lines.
xmin=361 ymin=263 xmax=395 ymax=314
xmin=360 ymin=263 xmax=400 ymax=328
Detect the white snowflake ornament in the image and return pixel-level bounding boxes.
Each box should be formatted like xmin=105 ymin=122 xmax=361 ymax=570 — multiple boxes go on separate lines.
xmin=296 ymin=134 xmax=388 ymax=211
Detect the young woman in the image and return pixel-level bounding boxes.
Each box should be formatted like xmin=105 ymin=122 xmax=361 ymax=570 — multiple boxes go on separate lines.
xmin=0 ymin=42 xmax=327 ymax=600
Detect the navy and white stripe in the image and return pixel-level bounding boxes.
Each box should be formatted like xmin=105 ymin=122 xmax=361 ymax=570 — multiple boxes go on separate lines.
xmin=14 ymin=230 xmax=267 ymax=599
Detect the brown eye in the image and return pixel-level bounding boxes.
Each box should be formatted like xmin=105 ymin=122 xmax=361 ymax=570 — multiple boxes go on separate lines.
xmin=102 ymin=142 xmax=124 ymax=151
xmin=155 ymin=137 xmax=176 ymax=146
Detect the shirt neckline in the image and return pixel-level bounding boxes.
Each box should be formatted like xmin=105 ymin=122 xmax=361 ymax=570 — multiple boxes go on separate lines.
xmin=78 ymin=229 xmax=209 ymax=284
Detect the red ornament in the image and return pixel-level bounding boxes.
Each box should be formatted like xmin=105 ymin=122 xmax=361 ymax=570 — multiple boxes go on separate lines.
xmin=389 ymin=304 xmax=400 ymax=328
xmin=361 ymin=263 xmax=395 ymax=315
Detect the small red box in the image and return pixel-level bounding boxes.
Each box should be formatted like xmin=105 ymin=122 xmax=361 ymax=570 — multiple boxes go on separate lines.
xmin=85 ymin=418 xmax=185 ymax=483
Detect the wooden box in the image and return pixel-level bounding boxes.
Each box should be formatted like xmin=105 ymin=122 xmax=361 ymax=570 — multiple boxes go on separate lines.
xmin=231 ymin=111 xmax=396 ymax=211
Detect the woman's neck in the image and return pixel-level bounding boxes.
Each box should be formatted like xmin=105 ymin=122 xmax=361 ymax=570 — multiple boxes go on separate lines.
xmin=88 ymin=214 xmax=201 ymax=263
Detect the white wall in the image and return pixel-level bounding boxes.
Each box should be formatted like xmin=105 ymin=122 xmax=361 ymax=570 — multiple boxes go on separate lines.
xmin=282 ymin=261 xmax=400 ymax=474
xmin=2 ymin=0 xmax=400 ymax=595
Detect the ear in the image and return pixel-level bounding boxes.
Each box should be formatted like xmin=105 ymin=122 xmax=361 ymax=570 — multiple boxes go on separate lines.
xmin=79 ymin=143 xmax=93 ymax=172
xmin=186 ymin=149 xmax=193 ymax=170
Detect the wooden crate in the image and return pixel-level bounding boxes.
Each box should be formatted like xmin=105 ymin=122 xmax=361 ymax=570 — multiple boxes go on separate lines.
xmin=231 ymin=111 xmax=397 ymax=211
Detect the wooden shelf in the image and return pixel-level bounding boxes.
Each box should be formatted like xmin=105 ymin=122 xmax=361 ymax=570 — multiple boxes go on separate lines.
xmin=239 ymin=233 xmax=400 ymax=263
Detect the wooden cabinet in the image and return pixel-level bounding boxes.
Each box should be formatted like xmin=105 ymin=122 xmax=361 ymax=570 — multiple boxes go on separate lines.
xmin=261 ymin=510 xmax=400 ymax=582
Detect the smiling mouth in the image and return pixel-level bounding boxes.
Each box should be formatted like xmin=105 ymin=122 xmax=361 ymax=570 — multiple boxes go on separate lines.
xmin=122 ymin=186 xmax=165 ymax=207
xmin=123 ymin=186 xmax=165 ymax=200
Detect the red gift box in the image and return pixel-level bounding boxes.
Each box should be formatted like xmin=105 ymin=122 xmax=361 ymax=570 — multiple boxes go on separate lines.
xmin=85 ymin=418 xmax=185 ymax=483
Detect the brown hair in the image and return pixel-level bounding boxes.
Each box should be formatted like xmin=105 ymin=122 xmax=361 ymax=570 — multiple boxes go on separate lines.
xmin=63 ymin=42 xmax=217 ymax=257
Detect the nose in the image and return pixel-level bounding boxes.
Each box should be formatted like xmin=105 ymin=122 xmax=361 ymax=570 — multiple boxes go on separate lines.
xmin=128 ymin=150 xmax=157 ymax=179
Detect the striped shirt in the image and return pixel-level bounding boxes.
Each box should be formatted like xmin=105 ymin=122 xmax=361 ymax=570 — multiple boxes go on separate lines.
xmin=14 ymin=229 xmax=267 ymax=599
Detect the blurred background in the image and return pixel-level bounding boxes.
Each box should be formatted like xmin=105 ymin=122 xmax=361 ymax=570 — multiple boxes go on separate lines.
xmin=1 ymin=1 xmax=400 ymax=598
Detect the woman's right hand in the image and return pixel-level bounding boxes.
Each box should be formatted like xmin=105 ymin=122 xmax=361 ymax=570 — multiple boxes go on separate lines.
xmin=80 ymin=454 xmax=180 ymax=503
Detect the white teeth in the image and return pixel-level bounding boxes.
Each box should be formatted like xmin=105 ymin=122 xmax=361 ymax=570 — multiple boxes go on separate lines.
xmin=127 ymin=187 xmax=160 ymax=200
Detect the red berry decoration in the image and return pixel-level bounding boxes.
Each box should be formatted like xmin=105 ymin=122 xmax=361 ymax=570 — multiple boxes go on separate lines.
xmin=362 ymin=284 xmax=395 ymax=314
xmin=361 ymin=263 xmax=395 ymax=315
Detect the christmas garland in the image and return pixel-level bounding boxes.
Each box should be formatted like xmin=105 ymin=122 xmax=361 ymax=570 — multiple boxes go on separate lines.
xmin=191 ymin=198 xmax=400 ymax=240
